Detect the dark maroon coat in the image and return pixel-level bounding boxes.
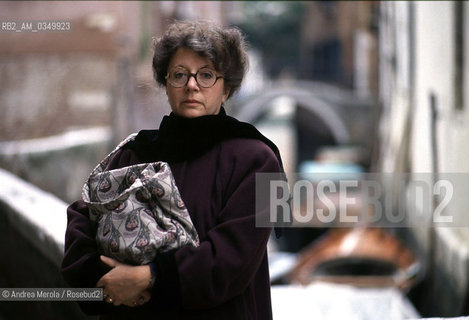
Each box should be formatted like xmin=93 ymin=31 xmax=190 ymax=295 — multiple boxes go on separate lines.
xmin=61 ymin=133 xmax=281 ymax=319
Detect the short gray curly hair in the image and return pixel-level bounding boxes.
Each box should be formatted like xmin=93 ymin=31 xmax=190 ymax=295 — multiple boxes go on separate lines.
xmin=152 ymin=20 xmax=249 ymax=99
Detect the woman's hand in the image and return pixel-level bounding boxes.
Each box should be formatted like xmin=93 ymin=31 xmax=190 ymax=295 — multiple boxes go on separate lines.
xmin=97 ymin=256 xmax=152 ymax=307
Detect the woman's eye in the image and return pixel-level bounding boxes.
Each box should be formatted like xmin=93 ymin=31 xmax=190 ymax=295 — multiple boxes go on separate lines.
xmin=200 ymin=71 xmax=214 ymax=79
xmin=173 ymin=72 xmax=186 ymax=79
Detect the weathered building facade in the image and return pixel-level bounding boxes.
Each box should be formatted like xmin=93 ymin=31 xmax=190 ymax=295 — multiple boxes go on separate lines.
xmin=299 ymin=1 xmax=379 ymax=99
xmin=0 ymin=1 xmax=231 ymax=202
xmin=378 ymin=1 xmax=469 ymax=316
xmin=0 ymin=1 xmax=229 ymax=142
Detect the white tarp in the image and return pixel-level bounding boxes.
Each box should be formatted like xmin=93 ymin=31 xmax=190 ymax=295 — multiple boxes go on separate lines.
xmin=271 ymin=282 xmax=420 ymax=320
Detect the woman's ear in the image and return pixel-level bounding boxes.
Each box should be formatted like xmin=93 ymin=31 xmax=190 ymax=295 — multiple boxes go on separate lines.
xmin=223 ymin=86 xmax=231 ymax=102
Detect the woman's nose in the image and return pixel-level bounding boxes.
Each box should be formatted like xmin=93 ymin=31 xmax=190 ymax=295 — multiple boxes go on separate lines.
xmin=186 ymin=74 xmax=199 ymax=90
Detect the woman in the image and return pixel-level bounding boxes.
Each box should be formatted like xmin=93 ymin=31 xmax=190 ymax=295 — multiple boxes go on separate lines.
xmin=61 ymin=20 xmax=284 ymax=319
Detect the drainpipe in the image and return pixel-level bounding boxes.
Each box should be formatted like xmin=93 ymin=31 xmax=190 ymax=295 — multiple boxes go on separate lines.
xmin=427 ymin=92 xmax=438 ymax=316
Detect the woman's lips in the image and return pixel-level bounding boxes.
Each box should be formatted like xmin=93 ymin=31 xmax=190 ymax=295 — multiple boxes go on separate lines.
xmin=183 ymin=99 xmax=201 ymax=106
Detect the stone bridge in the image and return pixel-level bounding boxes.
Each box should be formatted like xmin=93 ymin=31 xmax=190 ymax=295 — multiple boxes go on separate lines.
xmin=232 ymin=81 xmax=376 ymax=168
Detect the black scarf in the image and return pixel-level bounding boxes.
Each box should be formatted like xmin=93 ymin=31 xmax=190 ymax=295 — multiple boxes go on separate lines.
xmin=124 ymin=107 xmax=284 ymax=171
xmin=124 ymin=108 xmax=287 ymax=237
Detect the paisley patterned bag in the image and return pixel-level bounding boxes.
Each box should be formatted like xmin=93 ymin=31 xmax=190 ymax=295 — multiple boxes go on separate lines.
xmin=82 ymin=134 xmax=199 ymax=265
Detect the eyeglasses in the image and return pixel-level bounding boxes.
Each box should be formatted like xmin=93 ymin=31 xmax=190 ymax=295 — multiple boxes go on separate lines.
xmin=165 ymin=67 xmax=224 ymax=88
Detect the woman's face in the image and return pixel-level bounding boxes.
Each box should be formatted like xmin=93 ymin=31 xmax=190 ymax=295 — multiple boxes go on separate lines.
xmin=166 ymin=47 xmax=229 ymax=118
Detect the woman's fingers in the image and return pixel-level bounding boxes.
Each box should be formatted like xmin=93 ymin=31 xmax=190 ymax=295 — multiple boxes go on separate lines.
xmin=96 ymin=256 xmax=122 ymax=287
xmin=100 ymin=255 xmax=120 ymax=268
xmin=103 ymin=289 xmax=152 ymax=307
xmin=140 ymin=290 xmax=151 ymax=304
xmin=103 ymin=293 xmax=121 ymax=306
xmin=121 ymin=290 xmax=152 ymax=307
xmin=96 ymin=259 xmax=152 ymax=307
